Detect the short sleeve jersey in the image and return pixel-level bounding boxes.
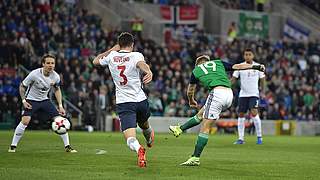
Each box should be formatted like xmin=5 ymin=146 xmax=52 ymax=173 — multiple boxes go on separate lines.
xmin=192 ymin=60 xmax=231 ymax=90
xmin=232 ymin=61 xmax=265 ymax=97
xmin=99 ymin=50 xmax=147 ymax=104
xmin=23 ymin=68 xmax=60 ymax=101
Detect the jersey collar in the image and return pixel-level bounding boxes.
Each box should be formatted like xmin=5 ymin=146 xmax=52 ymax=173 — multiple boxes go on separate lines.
xmin=41 ymin=68 xmax=51 ymax=77
xmin=118 ymin=50 xmax=131 ymax=53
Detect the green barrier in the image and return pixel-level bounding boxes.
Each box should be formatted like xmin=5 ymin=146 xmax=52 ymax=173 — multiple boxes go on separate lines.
xmin=0 ymin=113 xmax=15 ymax=130
xmin=0 ymin=122 xmax=13 ymax=130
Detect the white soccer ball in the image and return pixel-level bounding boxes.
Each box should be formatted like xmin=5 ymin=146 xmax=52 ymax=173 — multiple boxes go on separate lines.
xmin=51 ymin=116 xmax=71 ymax=135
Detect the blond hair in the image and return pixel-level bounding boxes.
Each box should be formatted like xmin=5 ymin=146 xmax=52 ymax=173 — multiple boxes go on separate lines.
xmin=195 ymin=55 xmax=210 ymax=65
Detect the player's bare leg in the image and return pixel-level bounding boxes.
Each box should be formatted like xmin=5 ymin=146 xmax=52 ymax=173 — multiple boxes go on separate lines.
xmin=8 ymin=116 xmax=31 ymax=152
xmin=123 ymin=128 xmax=146 ymax=167
xmin=180 ymin=118 xmax=214 ymax=166
xmin=138 ymin=121 xmax=154 ymax=148
xmin=251 ymin=108 xmax=262 ymax=144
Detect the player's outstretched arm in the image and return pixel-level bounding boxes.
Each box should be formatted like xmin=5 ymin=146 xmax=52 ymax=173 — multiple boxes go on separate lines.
xmin=54 ymin=86 xmax=65 ymax=116
xmin=137 ymin=61 xmax=153 ymax=84
xmin=92 ymin=44 xmax=120 ymax=66
xmin=187 ymin=84 xmax=198 ymax=109
xmin=232 ymin=63 xmax=265 ymax=72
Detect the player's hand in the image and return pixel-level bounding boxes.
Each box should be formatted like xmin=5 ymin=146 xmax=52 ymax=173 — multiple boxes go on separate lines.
xmin=22 ymin=100 xmax=32 ymax=109
xmin=259 ymin=65 xmax=265 ymax=72
xmin=143 ymin=71 xmax=153 ymax=84
xmin=98 ymin=44 xmax=120 ymax=59
xmin=58 ymin=106 xmax=66 ymax=116
xmin=189 ymin=99 xmax=198 ymax=108
xmin=112 ymin=44 xmax=120 ymax=51
xmin=252 ymin=64 xmax=265 ymax=72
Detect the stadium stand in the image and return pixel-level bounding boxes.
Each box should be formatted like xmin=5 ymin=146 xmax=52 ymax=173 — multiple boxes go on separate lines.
xmin=300 ymin=0 xmax=320 ymax=14
xmin=122 ymin=0 xmax=199 ymax=5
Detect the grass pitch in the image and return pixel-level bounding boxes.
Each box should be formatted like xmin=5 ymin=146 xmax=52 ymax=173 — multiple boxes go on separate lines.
xmin=0 ymin=131 xmax=319 ymax=180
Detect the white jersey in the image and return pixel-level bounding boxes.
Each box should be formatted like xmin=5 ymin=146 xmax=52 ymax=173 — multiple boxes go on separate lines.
xmin=100 ymin=50 xmax=147 ymax=104
xmin=232 ymin=61 xmax=265 ymax=97
xmin=22 ymin=68 xmax=60 ymax=101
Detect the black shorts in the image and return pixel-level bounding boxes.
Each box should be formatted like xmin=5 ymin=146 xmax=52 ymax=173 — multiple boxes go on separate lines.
xmin=22 ymin=99 xmax=60 ymax=119
xmin=238 ymin=97 xmax=259 ymax=113
xmin=116 ymin=99 xmax=151 ymax=131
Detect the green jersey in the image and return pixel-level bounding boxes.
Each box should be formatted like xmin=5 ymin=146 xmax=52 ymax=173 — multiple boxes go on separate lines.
xmin=192 ymin=60 xmax=231 ymax=90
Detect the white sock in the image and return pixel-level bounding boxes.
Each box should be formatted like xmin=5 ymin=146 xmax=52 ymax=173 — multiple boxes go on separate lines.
xmin=142 ymin=126 xmax=152 ymax=142
xmin=11 ymin=122 xmax=27 ymax=146
xmin=252 ymin=115 xmax=262 ymax=137
xmin=237 ymin=117 xmax=245 ymax=140
xmin=126 ymin=137 xmax=141 ymax=153
xmin=60 ymin=133 xmax=70 ymax=147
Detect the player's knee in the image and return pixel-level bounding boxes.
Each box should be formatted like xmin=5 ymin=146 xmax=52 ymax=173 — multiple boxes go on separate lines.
xmin=21 ymin=116 xmax=31 ymax=126
xmin=196 ymin=114 xmax=203 ymax=122
xmin=238 ymin=112 xmax=245 ymax=118
xmin=201 ymin=119 xmax=215 ymax=133
xmin=250 ymin=109 xmax=258 ymax=116
xmin=21 ymin=121 xmax=29 ymax=126
xmin=138 ymin=121 xmax=149 ymax=129
xmin=196 ymin=108 xmax=205 ymax=122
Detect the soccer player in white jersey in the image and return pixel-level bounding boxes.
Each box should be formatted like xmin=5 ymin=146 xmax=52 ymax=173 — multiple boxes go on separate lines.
xmin=93 ymin=32 xmax=154 ymax=168
xmin=8 ymin=54 xmax=77 ymax=153
xmin=233 ymin=48 xmax=265 ymax=145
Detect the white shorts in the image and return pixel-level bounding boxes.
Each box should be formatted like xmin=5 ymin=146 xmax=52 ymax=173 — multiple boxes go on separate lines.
xmin=203 ymin=88 xmax=233 ymax=120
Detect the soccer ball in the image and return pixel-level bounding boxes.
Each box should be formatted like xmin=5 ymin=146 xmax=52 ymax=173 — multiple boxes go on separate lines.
xmin=51 ymin=116 xmax=71 ymax=135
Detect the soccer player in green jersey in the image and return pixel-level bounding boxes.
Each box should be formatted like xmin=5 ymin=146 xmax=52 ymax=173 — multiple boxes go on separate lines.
xmin=172 ymin=55 xmax=265 ymax=166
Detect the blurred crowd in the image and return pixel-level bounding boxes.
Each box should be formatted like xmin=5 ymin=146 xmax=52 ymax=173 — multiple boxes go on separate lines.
xmin=1 ymin=0 xmax=320 ymax=127
xmin=215 ymin=0 xmax=320 ymax=13
xmin=123 ymin=0 xmax=199 ymax=5
xmin=150 ymin=27 xmax=320 ymax=121
xmin=215 ymin=0 xmax=276 ymax=12
xmin=300 ymin=0 xmax=320 ymax=14
xmin=0 ymin=0 xmax=107 ymax=126
xmin=214 ymin=0 xmax=255 ymax=10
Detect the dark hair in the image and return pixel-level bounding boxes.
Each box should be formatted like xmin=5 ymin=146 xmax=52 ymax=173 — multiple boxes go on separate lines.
xmin=41 ymin=53 xmax=56 ymax=64
xmin=117 ymin=32 xmax=134 ymax=48
xmin=243 ymin=48 xmax=254 ymax=54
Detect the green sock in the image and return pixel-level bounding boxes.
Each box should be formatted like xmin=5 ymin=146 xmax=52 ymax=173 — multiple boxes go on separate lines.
xmin=192 ymin=132 xmax=209 ymax=157
xmin=180 ymin=115 xmax=201 ymax=131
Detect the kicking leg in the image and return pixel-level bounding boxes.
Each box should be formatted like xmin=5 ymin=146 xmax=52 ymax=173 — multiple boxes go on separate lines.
xmin=170 ymin=107 xmax=204 ymax=137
